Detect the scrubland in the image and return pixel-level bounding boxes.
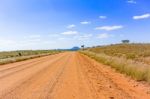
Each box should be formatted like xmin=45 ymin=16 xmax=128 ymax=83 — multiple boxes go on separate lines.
xmin=81 ymin=44 xmax=150 ymax=82
xmin=0 ymin=50 xmax=61 ymax=65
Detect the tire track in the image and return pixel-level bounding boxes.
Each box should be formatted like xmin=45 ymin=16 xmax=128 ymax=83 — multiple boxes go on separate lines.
xmin=0 ymin=53 xmax=66 ymax=79
xmin=50 ymin=52 xmax=95 ymax=99
xmin=76 ymin=54 xmax=99 ymax=99
xmin=79 ymin=53 xmax=150 ymax=99
xmin=0 ymin=53 xmax=68 ymax=97
xmin=1 ymin=52 xmax=150 ymax=99
xmin=0 ymin=56 xmax=49 ymax=72
xmin=0 ymin=53 xmax=61 ymax=73
xmin=77 ymin=53 xmax=131 ymax=99
xmin=1 ymin=53 xmax=71 ymax=99
xmin=40 ymin=53 xmax=73 ymax=99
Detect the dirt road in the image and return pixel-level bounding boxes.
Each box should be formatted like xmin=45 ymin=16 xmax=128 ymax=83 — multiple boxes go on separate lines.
xmin=0 ymin=52 xmax=150 ymax=99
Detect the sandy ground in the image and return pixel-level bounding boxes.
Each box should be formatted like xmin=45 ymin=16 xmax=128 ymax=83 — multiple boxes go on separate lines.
xmin=0 ymin=52 xmax=150 ymax=99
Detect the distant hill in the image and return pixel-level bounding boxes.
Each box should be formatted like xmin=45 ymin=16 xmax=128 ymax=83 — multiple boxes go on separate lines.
xmin=56 ymin=46 xmax=80 ymax=51
xmin=70 ymin=46 xmax=80 ymax=51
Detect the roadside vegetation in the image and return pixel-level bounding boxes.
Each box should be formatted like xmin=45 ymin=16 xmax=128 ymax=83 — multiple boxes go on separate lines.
xmin=0 ymin=50 xmax=61 ymax=65
xmin=80 ymin=43 xmax=150 ymax=83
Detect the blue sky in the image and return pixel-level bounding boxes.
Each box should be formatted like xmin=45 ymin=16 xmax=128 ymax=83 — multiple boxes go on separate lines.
xmin=0 ymin=0 xmax=150 ymax=51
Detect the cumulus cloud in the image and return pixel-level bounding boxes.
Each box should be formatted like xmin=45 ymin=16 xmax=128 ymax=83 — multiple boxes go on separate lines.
xmin=99 ymin=16 xmax=107 ymax=19
xmin=97 ymin=33 xmax=113 ymax=39
xmin=67 ymin=24 xmax=76 ymax=28
xmin=95 ymin=25 xmax=123 ymax=31
xmin=80 ymin=21 xmax=91 ymax=25
xmin=133 ymin=13 xmax=150 ymax=20
xmin=127 ymin=0 xmax=137 ymax=4
xmin=61 ymin=31 xmax=78 ymax=35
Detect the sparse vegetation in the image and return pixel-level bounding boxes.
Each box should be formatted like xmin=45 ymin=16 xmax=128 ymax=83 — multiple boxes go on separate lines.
xmin=88 ymin=44 xmax=150 ymax=61
xmin=0 ymin=50 xmax=61 ymax=65
xmin=80 ymin=44 xmax=150 ymax=83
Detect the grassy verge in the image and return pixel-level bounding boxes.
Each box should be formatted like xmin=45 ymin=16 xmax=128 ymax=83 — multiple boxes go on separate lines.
xmin=80 ymin=51 xmax=150 ymax=83
xmin=0 ymin=51 xmax=61 ymax=65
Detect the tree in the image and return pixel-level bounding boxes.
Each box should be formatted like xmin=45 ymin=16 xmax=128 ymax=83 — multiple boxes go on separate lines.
xmin=122 ymin=40 xmax=130 ymax=44
xmin=81 ymin=45 xmax=85 ymax=50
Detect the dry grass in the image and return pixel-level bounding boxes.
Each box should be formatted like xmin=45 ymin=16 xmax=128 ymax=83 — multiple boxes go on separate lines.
xmin=0 ymin=50 xmax=60 ymax=59
xmin=89 ymin=44 xmax=150 ymax=60
xmin=0 ymin=50 xmax=61 ymax=65
xmin=80 ymin=45 xmax=150 ymax=83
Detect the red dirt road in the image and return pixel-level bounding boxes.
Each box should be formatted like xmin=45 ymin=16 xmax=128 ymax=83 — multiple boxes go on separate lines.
xmin=0 ymin=52 xmax=150 ymax=99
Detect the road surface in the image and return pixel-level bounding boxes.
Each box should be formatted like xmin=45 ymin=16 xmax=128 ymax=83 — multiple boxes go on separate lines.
xmin=0 ymin=52 xmax=150 ymax=99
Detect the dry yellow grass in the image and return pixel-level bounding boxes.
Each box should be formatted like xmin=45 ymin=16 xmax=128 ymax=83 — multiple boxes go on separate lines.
xmin=81 ymin=44 xmax=150 ymax=83
xmin=89 ymin=44 xmax=150 ymax=60
xmin=0 ymin=50 xmax=61 ymax=65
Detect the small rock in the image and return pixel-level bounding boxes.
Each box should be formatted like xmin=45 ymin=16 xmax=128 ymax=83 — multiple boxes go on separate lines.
xmin=109 ymin=96 xmax=114 ymax=99
xmin=109 ymin=85 xmax=112 ymax=88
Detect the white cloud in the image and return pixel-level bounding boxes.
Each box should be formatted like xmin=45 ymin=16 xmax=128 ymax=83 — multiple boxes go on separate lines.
xmin=97 ymin=33 xmax=113 ymax=39
xmin=127 ymin=0 xmax=137 ymax=4
xmin=80 ymin=21 xmax=91 ymax=25
xmin=61 ymin=31 xmax=78 ymax=35
xmin=95 ymin=25 xmax=123 ymax=31
xmin=133 ymin=13 xmax=150 ymax=20
xmin=99 ymin=16 xmax=107 ymax=19
xmin=67 ymin=24 xmax=76 ymax=28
